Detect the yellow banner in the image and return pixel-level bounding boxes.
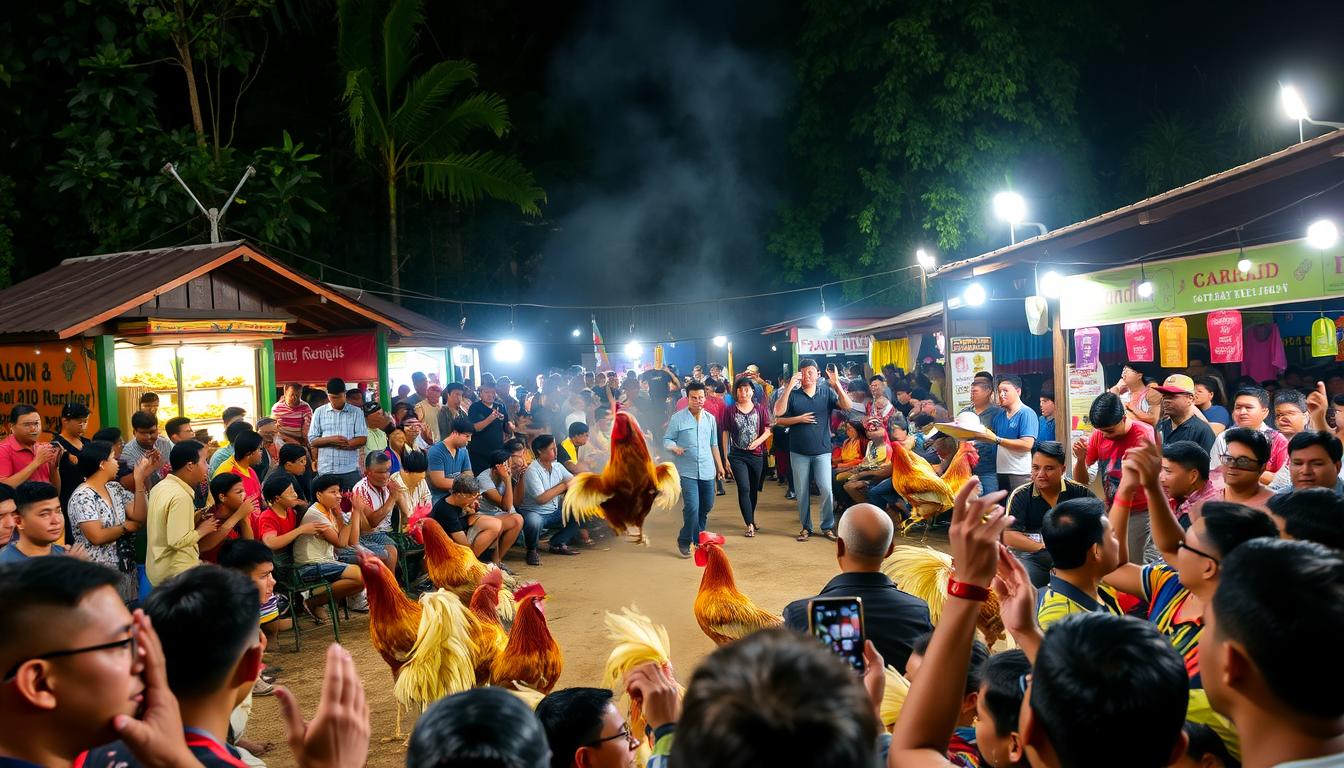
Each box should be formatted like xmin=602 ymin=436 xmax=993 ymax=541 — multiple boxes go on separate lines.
xmin=122 ymin=318 xmax=288 ymax=335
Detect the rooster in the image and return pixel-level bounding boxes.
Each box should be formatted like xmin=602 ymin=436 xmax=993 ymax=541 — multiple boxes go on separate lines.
xmin=421 ymin=518 xmax=518 ymax=624
xmin=881 ymin=545 xmax=1005 ymax=647
xmin=491 ymin=592 xmax=564 ymax=693
xmin=881 ymin=665 xmax=912 ymax=730
xmin=602 ymin=606 xmax=683 ymax=762
xmin=939 ymin=441 xmax=978 ymax=497
xmin=693 ymin=531 xmax=783 ymax=645
xmin=467 ymin=569 xmax=510 ymax=686
xmin=886 ymin=441 xmax=954 ymax=528
xmin=562 ymin=409 xmax=681 ymax=545
xmin=356 ymin=550 xmax=421 ymax=680
xmin=392 ymin=589 xmax=479 ymax=723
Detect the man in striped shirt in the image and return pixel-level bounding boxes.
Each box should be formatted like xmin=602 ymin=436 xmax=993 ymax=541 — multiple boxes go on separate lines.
xmin=270 ymin=382 xmax=313 ymax=447
xmin=1104 ymin=440 xmax=1278 ymax=686
xmin=1035 ymin=497 xmax=1125 ymax=630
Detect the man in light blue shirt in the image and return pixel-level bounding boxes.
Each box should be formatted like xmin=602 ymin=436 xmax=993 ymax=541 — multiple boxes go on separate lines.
xmin=517 ymin=434 xmax=579 ymax=565
xmin=664 ymin=381 xmax=725 ymax=558
xmin=307 ymin=377 xmax=368 ymax=491
xmin=428 ymin=416 xmax=475 ymax=506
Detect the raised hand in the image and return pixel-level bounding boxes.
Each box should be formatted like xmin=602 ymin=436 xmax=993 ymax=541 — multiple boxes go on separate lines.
xmin=112 ymin=611 xmax=197 ymax=768
xmin=276 ymin=644 xmax=370 ymax=768
xmin=948 ymin=476 xmax=1011 ymax=588
xmin=624 ymin=661 xmax=681 ymax=731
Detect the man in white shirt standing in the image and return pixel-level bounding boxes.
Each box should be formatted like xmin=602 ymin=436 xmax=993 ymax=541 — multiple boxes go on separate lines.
xmin=307 ymin=377 xmax=368 ymax=492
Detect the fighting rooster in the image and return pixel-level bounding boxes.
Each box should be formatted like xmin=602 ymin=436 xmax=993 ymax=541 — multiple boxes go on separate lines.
xmin=939 ymin=441 xmax=979 ymax=497
xmin=492 ymin=591 xmax=564 ymax=694
xmin=563 ymin=409 xmax=681 ymax=545
xmin=421 ymin=518 xmax=518 ymax=624
xmin=880 ymin=545 xmax=1005 ymax=647
xmin=392 ymin=589 xmax=479 ymax=723
xmin=602 ymin=605 xmax=683 ymax=763
xmin=466 ymin=569 xmax=510 ymax=686
xmin=692 ymin=531 xmax=782 ymax=645
xmin=356 ymin=550 xmax=421 ymax=680
xmin=886 ymin=442 xmax=955 ymax=531
xmin=880 ymin=665 xmax=912 ymax=730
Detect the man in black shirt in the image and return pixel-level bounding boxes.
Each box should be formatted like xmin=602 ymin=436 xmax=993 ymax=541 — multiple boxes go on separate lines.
xmin=467 ymin=381 xmax=512 ymax=474
xmin=428 ymin=474 xmax=501 ymax=559
xmin=1153 ymin=374 xmax=1215 ymax=453
xmin=774 ymin=358 xmax=852 ymax=542
xmin=639 ymin=365 xmax=679 ymax=427
xmin=1003 ymin=440 xmax=1095 ymax=587
xmin=782 ymin=503 xmax=933 ymax=673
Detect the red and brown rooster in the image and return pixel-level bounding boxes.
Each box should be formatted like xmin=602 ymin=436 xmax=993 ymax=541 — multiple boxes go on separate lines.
xmin=491 ymin=591 xmax=564 ymax=693
xmin=692 ymin=531 xmax=782 ymax=645
xmin=563 ymin=409 xmax=680 ymax=546
xmin=356 ymin=550 xmax=421 ymax=679
xmin=421 ymin=517 xmax=518 ymax=624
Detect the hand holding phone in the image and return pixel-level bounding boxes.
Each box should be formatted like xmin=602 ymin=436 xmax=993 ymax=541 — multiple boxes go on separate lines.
xmin=808 ymin=597 xmax=866 ymax=673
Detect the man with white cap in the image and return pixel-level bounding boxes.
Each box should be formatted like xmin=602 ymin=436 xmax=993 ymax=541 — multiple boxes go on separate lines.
xmin=1152 ymin=374 xmax=1215 ymax=453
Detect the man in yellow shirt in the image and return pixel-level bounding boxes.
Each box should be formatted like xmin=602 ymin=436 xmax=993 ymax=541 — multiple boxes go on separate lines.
xmin=1035 ymin=497 xmax=1125 ymax=629
xmin=146 ymin=440 xmax=216 ymax=585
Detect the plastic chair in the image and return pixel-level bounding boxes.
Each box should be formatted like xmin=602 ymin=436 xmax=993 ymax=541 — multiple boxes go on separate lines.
xmin=272 ymin=548 xmax=341 ymax=651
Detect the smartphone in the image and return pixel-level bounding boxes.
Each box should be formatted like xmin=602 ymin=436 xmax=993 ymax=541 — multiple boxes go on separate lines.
xmin=339 ymin=491 xmax=353 ymax=514
xmin=808 ymin=597 xmax=866 ymax=673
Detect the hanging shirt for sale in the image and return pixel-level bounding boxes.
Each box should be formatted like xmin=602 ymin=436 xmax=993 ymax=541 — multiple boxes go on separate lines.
xmin=1241 ymin=323 xmax=1287 ymax=384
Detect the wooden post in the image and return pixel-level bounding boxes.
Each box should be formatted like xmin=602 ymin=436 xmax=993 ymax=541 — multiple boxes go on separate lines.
xmin=376 ymin=330 xmax=392 ymax=411
xmin=1052 ymin=301 xmax=1071 ymax=468
xmin=257 ymin=340 xmax=277 ymax=416
xmin=93 ymin=335 xmax=118 ymax=433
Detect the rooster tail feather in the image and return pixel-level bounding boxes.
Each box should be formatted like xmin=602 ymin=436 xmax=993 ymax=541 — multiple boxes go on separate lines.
xmin=393 ymin=590 xmax=478 ymax=713
xmin=506 ymin=682 xmax=548 ymax=710
xmin=880 ymin=665 xmax=911 ymax=728
xmin=880 ymin=546 xmax=953 ymax=624
xmin=601 ymin=605 xmax=675 ymax=690
xmin=562 ymin=473 xmax=613 ymax=525
xmin=650 ymin=463 xmax=682 ymax=515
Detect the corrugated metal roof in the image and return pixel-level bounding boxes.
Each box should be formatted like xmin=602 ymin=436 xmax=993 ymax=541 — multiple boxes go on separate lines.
xmin=848 ymin=300 xmax=960 ymax=336
xmin=0 ymin=241 xmax=412 ymax=339
xmin=934 ymin=129 xmax=1344 ymax=279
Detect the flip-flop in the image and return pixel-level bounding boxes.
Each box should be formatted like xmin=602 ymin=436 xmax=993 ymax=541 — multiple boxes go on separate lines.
xmin=744 ymin=525 xmax=756 ymax=538
xmin=796 ymin=529 xmax=811 ymax=542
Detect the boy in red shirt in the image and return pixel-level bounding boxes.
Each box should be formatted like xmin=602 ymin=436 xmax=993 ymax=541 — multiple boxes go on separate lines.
xmin=1072 ymin=392 xmax=1156 ymax=563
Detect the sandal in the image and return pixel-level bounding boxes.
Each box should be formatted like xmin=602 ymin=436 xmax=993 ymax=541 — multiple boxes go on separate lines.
xmin=820 ymin=529 xmax=838 ymax=542
xmin=744 ymin=524 xmax=756 ymax=538
xmin=796 ymin=529 xmax=811 ymax=542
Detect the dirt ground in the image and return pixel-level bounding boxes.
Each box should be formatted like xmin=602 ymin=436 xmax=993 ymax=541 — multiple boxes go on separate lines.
xmin=246 ymin=480 xmax=950 ymax=767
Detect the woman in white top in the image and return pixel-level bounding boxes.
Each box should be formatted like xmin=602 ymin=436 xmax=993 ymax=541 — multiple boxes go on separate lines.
xmin=1110 ymin=364 xmax=1160 ymax=427
xmin=67 ymin=440 xmax=153 ymax=602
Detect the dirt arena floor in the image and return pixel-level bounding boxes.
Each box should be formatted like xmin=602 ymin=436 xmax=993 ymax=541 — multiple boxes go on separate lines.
xmin=246 ymin=479 xmax=950 ymax=767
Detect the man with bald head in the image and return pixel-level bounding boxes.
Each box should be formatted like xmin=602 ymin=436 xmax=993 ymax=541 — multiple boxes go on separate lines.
xmin=782 ymin=503 xmax=934 ymax=673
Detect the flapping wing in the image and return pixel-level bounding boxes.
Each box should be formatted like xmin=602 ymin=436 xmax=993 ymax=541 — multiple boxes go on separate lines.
xmin=650 ymin=462 xmax=682 ymax=515
xmin=562 ymin=472 xmax=613 ymax=525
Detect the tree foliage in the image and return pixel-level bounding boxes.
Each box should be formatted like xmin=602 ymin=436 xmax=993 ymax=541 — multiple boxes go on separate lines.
xmin=771 ymin=0 xmax=1110 ymax=289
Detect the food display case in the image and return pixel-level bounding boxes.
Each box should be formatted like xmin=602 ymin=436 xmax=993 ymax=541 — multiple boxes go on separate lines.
xmin=115 ymin=343 xmax=260 ymax=440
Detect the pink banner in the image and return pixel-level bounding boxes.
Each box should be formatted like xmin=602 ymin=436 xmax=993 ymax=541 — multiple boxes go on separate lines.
xmin=1124 ymin=321 xmax=1154 ymax=362
xmin=1207 ymin=310 xmax=1243 ymax=364
xmin=1074 ymin=327 xmax=1101 ymax=371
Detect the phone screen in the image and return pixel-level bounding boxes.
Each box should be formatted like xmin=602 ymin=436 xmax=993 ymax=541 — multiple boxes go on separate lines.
xmin=808 ymin=597 xmax=865 ymax=673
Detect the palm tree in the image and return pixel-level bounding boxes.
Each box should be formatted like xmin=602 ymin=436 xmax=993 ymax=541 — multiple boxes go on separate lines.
xmin=337 ymin=0 xmax=545 ymax=296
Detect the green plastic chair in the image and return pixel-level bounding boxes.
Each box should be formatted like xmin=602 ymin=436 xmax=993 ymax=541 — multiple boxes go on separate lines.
xmin=272 ymin=548 xmax=341 ymax=651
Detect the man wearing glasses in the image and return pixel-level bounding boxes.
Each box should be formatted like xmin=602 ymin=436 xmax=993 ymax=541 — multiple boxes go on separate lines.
xmin=1102 ymin=440 xmax=1279 ymax=687
xmin=1212 ymin=428 xmax=1274 ymax=513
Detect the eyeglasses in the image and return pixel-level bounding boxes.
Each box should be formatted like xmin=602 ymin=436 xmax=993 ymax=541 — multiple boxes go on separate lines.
xmin=1178 ymin=540 xmax=1220 ymax=566
xmin=583 ymin=724 xmax=638 ymax=748
xmin=4 ymin=627 xmax=137 ymax=682
xmin=1218 ymin=454 xmax=1263 ymax=471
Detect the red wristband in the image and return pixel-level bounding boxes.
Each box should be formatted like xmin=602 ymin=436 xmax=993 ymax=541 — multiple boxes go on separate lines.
xmin=947 ymin=577 xmax=991 ymax=602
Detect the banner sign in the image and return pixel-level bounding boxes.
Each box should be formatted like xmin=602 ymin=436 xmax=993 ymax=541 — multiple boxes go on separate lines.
xmin=795 ymin=329 xmax=873 ymax=356
xmin=274 ymin=333 xmax=377 ymax=383
xmin=1058 ymin=238 xmax=1343 ymax=329
xmin=120 ymin=318 xmax=288 ymax=336
xmin=1124 ymin=321 xmax=1155 ymax=362
xmin=0 ymin=342 xmax=101 ymax=437
xmin=1207 ymin=310 xmax=1244 ymax=363
xmin=1158 ymin=317 xmax=1189 ymax=368
xmin=949 ymin=337 xmax=992 ymax=413
xmin=1074 ymin=327 xmax=1101 ymax=371
xmin=1067 ymin=363 xmax=1107 ymax=446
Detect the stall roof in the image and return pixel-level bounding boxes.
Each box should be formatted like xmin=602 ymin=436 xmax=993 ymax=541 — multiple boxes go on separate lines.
xmin=935 ymin=129 xmax=1344 ymax=279
xmin=327 ymin=284 xmax=485 ymax=345
xmin=849 ymin=300 xmax=962 ymax=337
xmin=0 ymin=241 xmax=412 ymax=340
xmin=759 ymin=305 xmax=901 ymax=335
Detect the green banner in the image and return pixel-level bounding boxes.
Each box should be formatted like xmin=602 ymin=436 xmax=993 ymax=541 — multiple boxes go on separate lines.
xmin=1059 ymin=238 xmax=1344 ymax=329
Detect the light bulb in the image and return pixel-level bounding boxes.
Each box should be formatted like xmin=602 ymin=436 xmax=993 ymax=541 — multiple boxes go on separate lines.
xmin=963 ymin=283 xmax=987 ymax=306
xmin=1237 ymin=258 xmax=1252 ymax=274
xmin=816 ymin=314 xmax=833 ymax=332
xmin=771 ymin=345 xmax=777 ymax=352
xmin=993 ymin=191 xmax=1027 ymax=225
xmin=916 ymin=249 xmax=935 ymax=271
xmin=712 ymin=335 xmax=727 ymax=347
xmin=1280 ymin=84 xmax=1310 ymax=121
xmin=625 ymin=340 xmax=644 ymax=359
xmin=1307 ymin=219 xmax=1339 ymax=249
xmin=571 ymin=328 xmax=581 ymax=337
xmin=492 ymin=339 xmax=524 ymax=363
xmin=1137 ymin=281 xmax=1154 ymax=298
xmin=1039 ymin=271 xmax=1064 ymax=298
